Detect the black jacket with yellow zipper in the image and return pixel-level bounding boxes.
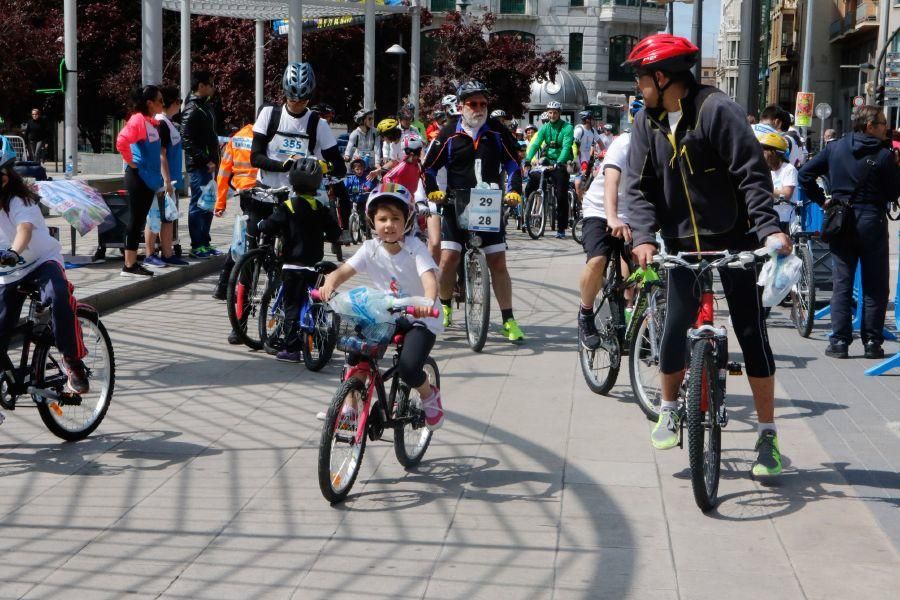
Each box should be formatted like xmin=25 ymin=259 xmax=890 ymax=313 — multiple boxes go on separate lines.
xmin=623 ymin=82 xmax=781 ymax=253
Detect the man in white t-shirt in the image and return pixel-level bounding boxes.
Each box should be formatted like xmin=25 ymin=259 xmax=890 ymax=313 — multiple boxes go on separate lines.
xmin=578 ymin=131 xmax=633 ymax=349
xmin=598 ymin=124 xmax=615 ymax=151
xmin=573 ymin=111 xmax=599 ymax=200
xmin=249 ymin=62 xmax=348 ymax=240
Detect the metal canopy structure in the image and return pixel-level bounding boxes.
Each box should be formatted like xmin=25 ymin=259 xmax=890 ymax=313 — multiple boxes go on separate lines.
xmin=160 ymin=0 xmax=407 ymax=19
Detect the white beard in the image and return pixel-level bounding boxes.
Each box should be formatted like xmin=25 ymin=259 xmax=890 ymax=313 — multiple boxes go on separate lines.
xmin=462 ymin=113 xmax=486 ymax=130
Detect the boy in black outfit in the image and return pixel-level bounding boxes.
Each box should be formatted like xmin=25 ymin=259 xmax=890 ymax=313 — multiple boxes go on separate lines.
xmin=258 ymin=157 xmax=341 ymax=362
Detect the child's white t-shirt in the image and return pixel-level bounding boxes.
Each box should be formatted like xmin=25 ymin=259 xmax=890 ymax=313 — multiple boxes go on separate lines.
xmin=346 ymin=235 xmax=442 ymax=334
xmin=0 ymin=197 xmax=64 ymax=284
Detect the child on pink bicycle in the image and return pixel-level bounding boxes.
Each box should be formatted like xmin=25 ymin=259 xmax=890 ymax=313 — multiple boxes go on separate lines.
xmin=319 ymin=182 xmax=444 ymax=429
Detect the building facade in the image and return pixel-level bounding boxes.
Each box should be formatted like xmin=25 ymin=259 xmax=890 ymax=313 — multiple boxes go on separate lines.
xmin=425 ymin=0 xmax=666 ymax=111
xmin=716 ymin=0 xmax=742 ymax=99
xmin=700 ymin=58 xmax=718 ymax=86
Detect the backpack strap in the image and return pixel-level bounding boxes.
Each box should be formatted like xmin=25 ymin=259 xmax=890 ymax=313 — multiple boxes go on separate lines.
xmin=265 ymin=106 xmax=320 ymax=157
xmin=265 ymin=106 xmax=283 ymax=144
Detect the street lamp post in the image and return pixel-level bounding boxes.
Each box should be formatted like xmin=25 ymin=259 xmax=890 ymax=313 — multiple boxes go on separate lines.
xmin=386 ymin=41 xmax=407 ymax=113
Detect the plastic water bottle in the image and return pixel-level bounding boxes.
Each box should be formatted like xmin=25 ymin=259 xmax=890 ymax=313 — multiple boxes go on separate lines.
xmin=64 ymin=156 xmax=74 ymax=179
xmin=328 ymin=287 xmax=395 ymax=323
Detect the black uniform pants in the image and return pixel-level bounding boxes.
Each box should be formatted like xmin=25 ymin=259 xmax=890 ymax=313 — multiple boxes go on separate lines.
xmin=829 ymin=204 xmax=890 ymax=346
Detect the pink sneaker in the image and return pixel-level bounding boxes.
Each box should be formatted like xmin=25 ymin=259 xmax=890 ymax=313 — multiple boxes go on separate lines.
xmin=422 ymin=386 xmax=444 ymax=430
xmin=338 ymin=403 xmax=358 ymax=431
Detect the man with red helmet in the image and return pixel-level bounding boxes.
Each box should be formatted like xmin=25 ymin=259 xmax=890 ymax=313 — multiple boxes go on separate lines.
xmin=622 ymin=33 xmax=791 ymax=478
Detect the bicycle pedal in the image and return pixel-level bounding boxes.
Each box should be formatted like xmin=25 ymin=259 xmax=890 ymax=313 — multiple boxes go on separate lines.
xmin=727 ymin=362 xmax=743 ymax=376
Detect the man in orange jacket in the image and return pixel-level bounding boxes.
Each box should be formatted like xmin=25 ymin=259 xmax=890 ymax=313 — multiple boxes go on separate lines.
xmin=212 ymin=124 xmax=258 ymax=331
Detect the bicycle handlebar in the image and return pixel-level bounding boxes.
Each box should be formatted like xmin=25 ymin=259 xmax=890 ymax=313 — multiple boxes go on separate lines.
xmin=245 ymin=186 xmax=291 ymax=204
xmin=652 ymin=248 xmax=768 ymax=271
xmin=310 ymin=289 xmax=439 ymax=318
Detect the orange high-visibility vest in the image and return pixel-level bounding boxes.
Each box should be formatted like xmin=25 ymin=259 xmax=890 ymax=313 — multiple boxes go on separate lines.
xmin=215 ymin=124 xmax=257 ymax=211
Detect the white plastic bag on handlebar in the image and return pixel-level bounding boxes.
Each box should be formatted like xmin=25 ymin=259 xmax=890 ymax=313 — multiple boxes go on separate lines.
xmin=757 ymin=251 xmax=802 ymax=307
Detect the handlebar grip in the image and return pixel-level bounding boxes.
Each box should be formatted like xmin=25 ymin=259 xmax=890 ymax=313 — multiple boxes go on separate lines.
xmin=310 ymin=289 xmax=323 ymax=302
xmin=404 ymin=306 xmax=440 ymax=318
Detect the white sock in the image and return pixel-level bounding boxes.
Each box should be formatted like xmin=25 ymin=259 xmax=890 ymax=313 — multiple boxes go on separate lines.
xmin=758 ymin=422 xmax=777 ymax=436
xmin=660 ymin=400 xmax=678 ymax=412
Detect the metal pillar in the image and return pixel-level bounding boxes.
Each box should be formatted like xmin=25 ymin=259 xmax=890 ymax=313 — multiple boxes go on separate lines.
xmin=410 ymin=2 xmax=421 ymax=118
xmin=800 ymin=0 xmax=813 ymax=92
xmin=64 ymin=0 xmax=77 ymax=172
xmin=737 ymin=0 xmax=761 ymax=116
xmin=364 ymin=0 xmax=376 ymax=111
xmin=141 ymin=0 xmax=163 ymax=85
xmin=667 ymin=2 xmax=674 ymax=35
xmin=180 ymin=0 xmax=191 ymax=101
xmin=289 ymin=0 xmax=303 ymax=63
xmin=691 ymin=0 xmax=703 ymax=80
xmin=256 ymin=20 xmax=265 ymax=112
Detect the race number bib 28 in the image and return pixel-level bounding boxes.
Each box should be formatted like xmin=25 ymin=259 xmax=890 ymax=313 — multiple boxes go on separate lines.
xmin=467 ymin=189 xmax=502 ymax=232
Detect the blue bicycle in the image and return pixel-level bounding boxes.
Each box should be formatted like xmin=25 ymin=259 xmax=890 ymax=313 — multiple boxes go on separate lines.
xmin=259 ymin=261 xmax=339 ymax=371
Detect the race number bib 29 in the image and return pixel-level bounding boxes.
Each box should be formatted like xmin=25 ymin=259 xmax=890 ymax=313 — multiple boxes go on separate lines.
xmin=467 ymin=189 xmax=502 ymax=232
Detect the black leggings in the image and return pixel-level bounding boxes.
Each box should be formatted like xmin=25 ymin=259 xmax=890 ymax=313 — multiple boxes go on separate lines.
xmin=124 ymin=168 xmax=156 ymax=251
xmin=549 ymin=166 xmax=569 ymax=233
xmin=281 ymin=268 xmax=319 ymax=352
xmin=347 ymin=322 xmax=436 ymax=388
xmin=659 ymin=265 xmax=776 ymax=378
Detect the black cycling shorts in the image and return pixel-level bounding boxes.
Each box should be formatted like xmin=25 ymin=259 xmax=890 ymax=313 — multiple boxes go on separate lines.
xmin=439 ymin=204 xmax=507 ymax=255
xmin=581 ymin=217 xmax=620 ymax=261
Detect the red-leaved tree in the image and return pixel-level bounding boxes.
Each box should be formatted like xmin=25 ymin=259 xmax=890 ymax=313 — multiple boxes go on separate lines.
xmin=419 ymin=12 xmax=564 ymax=118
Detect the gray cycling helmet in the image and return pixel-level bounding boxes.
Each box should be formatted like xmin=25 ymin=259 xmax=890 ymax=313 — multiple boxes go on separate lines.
xmin=578 ymin=110 xmax=592 ymax=122
xmin=283 ymin=62 xmax=315 ymax=100
xmin=354 ymin=108 xmax=375 ymax=124
xmin=456 ymin=81 xmax=488 ymax=101
xmin=289 ymin=157 xmax=324 ymax=193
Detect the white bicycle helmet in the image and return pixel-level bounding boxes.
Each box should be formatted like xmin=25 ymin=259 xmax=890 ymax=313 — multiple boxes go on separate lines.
xmin=401 ymin=132 xmax=424 ymax=153
xmin=490 ymin=109 xmax=507 ymax=119
xmin=546 ymin=101 xmax=562 ymax=110
xmin=365 ymin=182 xmax=416 ymax=234
xmin=442 ymin=94 xmax=461 ymax=116
xmin=283 ymin=62 xmax=315 ymax=100
xmin=0 ymin=136 xmax=16 ymax=170
xmin=539 ymin=112 xmax=550 ymax=123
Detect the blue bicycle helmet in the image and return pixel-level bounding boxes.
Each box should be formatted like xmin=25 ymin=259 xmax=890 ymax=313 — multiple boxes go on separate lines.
xmin=578 ymin=110 xmax=592 ymax=122
xmin=283 ymin=62 xmax=316 ymax=100
xmin=0 ymin=136 xmax=16 ymax=170
xmin=630 ymin=97 xmax=645 ymax=118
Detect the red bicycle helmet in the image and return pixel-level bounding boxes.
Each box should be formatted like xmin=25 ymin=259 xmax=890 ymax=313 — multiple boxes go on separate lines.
xmin=622 ymin=34 xmax=699 ymax=73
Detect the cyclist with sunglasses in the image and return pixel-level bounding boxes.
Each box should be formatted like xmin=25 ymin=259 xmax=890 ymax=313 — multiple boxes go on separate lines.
xmin=422 ymin=81 xmax=526 ymax=343
xmin=525 ymin=101 xmax=575 ymax=239
xmin=622 ymin=33 xmax=791 ymax=478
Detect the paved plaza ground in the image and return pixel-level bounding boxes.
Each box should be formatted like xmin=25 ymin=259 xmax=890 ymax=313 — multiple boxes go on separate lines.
xmin=0 ymin=214 xmax=898 ymax=598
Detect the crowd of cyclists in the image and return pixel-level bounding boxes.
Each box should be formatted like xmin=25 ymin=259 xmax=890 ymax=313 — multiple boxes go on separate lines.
xmin=8 ymin=29 xmax=899 ymax=494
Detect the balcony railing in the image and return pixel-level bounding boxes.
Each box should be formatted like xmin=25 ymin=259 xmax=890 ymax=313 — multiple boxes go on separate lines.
xmin=602 ymin=0 xmax=661 ymax=6
xmin=431 ymin=0 xmax=456 ymax=11
xmin=856 ymin=0 xmax=878 ymax=25
xmin=500 ymin=0 xmax=526 ymax=13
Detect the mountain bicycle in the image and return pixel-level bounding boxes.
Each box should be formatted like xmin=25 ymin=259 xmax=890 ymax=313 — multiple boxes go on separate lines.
xmin=316 ymin=299 xmax=440 ymax=504
xmin=578 ymin=241 xmax=666 ymax=407
xmin=347 ymin=196 xmax=371 ymax=244
xmin=652 ymin=249 xmax=768 ymax=512
xmin=226 ymin=187 xmax=290 ymax=350
xmin=773 ymin=195 xmax=817 ymax=337
xmin=523 ymin=160 xmax=558 ymax=239
xmin=1 ymin=282 xmax=114 ymax=441
xmin=259 ymin=261 xmax=339 ymax=371
xmin=447 ymin=189 xmax=497 ymax=352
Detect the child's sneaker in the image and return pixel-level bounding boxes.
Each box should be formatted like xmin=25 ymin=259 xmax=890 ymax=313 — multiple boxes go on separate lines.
xmin=275 ymin=350 xmax=302 ymax=363
xmin=421 ymin=386 xmax=444 ymax=430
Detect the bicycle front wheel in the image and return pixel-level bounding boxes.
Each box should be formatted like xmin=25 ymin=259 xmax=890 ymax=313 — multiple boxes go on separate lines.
xmin=227 ymin=248 xmax=273 ymax=350
xmin=578 ymin=307 xmax=621 ymax=395
xmin=572 ymin=218 xmax=584 ymax=244
xmin=258 ymin=285 xmax=286 ymax=354
xmin=34 ymin=308 xmax=115 ymax=441
xmin=686 ymin=340 xmax=721 ymax=512
xmin=524 ymin=191 xmax=545 ymax=239
xmin=318 ymin=378 xmax=368 ymax=504
xmin=349 ymin=211 xmax=361 ymax=244
xmin=628 ymin=297 xmax=666 ymax=420
xmin=790 ymin=243 xmax=815 ymax=338
xmin=393 ymin=357 xmax=439 ymax=468
xmin=464 ymin=249 xmax=491 ymax=352
xmin=303 ymin=304 xmax=337 ymax=372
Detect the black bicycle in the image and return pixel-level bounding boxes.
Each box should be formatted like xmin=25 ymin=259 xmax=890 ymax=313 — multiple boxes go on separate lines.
xmin=523 ymin=160 xmax=558 ymax=239
xmin=447 ymin=190 xmax=493 ymax=352
xmin=1 ymin=283 xmax=115 ymax=441
xmin=226 ymin=187 xmax=289 ymax=350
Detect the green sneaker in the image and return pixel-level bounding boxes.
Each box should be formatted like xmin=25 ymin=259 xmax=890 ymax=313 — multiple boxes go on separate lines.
xmin=751 ymin=430 xmax=782 ymax=477
xmin=501 ymin=318 xmax=525 ymax=343
xmin=442 ymin=304 xmax=452 ymax=328
xmin=651 ymin=409 xmax=681 ymax=450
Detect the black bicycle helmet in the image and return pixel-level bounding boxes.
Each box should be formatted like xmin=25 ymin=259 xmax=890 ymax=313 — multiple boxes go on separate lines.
xmin=289 ymin=157 xmax=324 ymax=193
xmin=283 ymin=62 xmax=315 ymax=100
xmin=456 ymin=80 xmax=488 ymax=101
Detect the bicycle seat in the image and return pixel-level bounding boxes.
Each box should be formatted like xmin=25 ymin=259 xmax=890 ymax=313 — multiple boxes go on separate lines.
xmin=314 ymin=261 xmax=338 ymax=275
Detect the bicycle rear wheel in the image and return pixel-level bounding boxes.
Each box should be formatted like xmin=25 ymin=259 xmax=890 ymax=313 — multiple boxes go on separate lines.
xmin=227 ymin=248 xmax=273 ymax=350
xmin=790 ymin=243 xmax=815 ymax=338
xmin=303 ymin=304 xmax=338 ymax=371
xmin=393 ymin=357 xmax=439 ymax=468
xmin=572 ymin=218 xmax=584 ymax=244
xmin=34 ymin=308 xmax=115 ymax=441
xmin=524 ymin=191 xmax=545 ymax=239
xmin=686 ymin=340 xmax=721 ymax=512
xmin=318 ymin=378 xmax=367 ymax=504
xmin=628 ymin=295 xmax=666 ymax=420
xmin=464 ymin=249 xmax=491 ymax=352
